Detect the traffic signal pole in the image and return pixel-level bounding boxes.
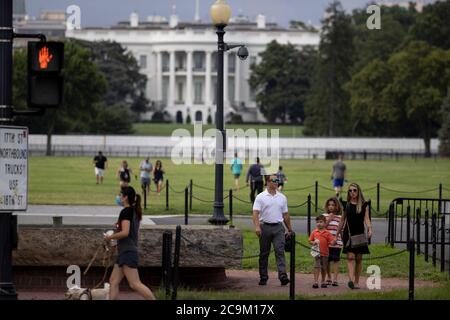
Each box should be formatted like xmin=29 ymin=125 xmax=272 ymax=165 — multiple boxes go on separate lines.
xmin=0 ymin=0 xmax=17 ymax=300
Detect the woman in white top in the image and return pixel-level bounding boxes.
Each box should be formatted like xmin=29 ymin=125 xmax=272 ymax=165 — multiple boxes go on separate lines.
xmin=323 ymin=197 xmax=343 ymax=286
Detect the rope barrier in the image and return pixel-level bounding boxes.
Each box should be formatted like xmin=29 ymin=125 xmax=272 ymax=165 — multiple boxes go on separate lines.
xmin=191 ymin=194 xmax=216 ymax=203
xmin=232 ymin=195 xmax=253 ymax=204
xmin=380 ymin=186 xmax=439 ymax=194
xmin=288 ymin=200 xmax=309 ymax=209
xmin=282 ymin=185 xmax=315 ymax=192
xmin=318 ymin=185 xmax=335 ymax=192
xmin=442 ymin=186 xmax=450 ymax=192
xmin=364 ymin=186 xmax=378 ymax=192
xmin=169 ymin=185 xmax=187 ymax=194
xmin=192 ymin=183 xmax=216 ymax=191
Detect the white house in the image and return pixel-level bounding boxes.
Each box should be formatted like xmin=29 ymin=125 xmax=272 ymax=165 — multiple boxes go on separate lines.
xmin=66 ymin=3 xmax=320 ymax=123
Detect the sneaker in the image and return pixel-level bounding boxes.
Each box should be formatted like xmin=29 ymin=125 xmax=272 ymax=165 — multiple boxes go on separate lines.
xmin=280 ymin=277 xmax=290 ymax=286
xmin=321 ymin=283 xmax=328 ymax=288
xmin=312 ymin=283 xmax=319 ymax=289
xmin=332 ymin=281 xmax=339 ymax=287
xmin=348 ymin=281 xmax=355 ymax=289
xmin=258 ymin=279 xmax=267 ymax=286
xmin=326 ymin=279 xmax=332 ymax=285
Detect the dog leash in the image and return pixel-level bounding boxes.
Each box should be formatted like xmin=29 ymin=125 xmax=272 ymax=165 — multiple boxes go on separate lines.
xmin=84 ymin=243 xmax=113 ymax=289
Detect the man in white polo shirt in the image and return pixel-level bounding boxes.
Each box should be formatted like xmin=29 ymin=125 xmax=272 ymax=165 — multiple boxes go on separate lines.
xmin=252 ymin=174 xmax=293 ymax=286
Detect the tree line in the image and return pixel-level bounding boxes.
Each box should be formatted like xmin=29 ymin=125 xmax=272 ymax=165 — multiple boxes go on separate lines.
xmin=249 ymin=0 xmax=450 ymax=156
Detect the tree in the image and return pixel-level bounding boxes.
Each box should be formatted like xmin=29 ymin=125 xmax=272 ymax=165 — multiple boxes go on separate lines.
xmin=348 ymin=41 xmax=450 ymax=156
xmin=438 ymin=92 xmax=450 ymax=157
xmin=75 ymin=40 xmax=149 ymax=119
xmin=249 ymin=41 xmax=316 ymax=123
xmin=304 ymin=1 xmax=355 ymax=136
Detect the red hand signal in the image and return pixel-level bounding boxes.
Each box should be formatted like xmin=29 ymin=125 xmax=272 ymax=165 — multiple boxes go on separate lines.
xmin=38 ymin=46 xmax=53 ymax=69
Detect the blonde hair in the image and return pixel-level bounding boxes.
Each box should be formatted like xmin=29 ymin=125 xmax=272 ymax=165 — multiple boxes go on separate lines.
xmin=323 ymin=197 xmax=342 ymax=215
xmin=346 ymin=183 xmax=365 ymax=213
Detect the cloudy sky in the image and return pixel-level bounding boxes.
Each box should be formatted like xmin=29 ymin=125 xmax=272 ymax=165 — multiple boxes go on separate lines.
xmin=24 ymin=0 xmax=436 ymax=28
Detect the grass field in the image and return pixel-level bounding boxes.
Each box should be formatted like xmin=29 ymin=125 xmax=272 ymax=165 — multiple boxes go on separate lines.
xmin=28 ymin=157 xmax=450 ymax=216
xmin=132 ymin=123 xmax=304 ymax=137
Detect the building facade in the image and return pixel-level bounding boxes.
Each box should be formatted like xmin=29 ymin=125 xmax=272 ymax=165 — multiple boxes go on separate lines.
xmin=67 ymin=11 xmax=319 ymax=124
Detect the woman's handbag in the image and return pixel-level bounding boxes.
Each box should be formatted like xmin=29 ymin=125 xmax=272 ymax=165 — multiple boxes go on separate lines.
xmin=345 ymin=219 xmax=368 ymax=249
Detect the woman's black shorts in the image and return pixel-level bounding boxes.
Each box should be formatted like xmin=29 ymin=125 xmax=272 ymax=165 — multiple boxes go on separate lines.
xmin=116 ymin=250 xmax=139 ymax=268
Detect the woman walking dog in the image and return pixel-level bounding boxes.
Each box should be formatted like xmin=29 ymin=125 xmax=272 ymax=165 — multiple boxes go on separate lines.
xmin=105 ymin=186 xmax=156 ymax=300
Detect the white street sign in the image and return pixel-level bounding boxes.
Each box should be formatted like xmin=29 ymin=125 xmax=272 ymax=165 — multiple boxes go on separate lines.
xmin=0 ymin=126 xmax=28 ymax=211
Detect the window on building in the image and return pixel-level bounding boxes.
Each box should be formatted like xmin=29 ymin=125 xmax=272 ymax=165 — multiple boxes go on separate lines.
xmin=228 ymin=78 xmax=235 ymax=103
xmin=228 ymin=54 xmax=235 ymax=73
xmin=177 ymin=82 xmax=184 ymax=102
xmin=250 ymin=56 xmax=257 ymax=67
xmin=213 ymin=81 xmax=217 ymax=104
xmin=162 ymin=78 xmax=169 ymax=104
xmin=212 ymin=52 xmax=218 ymax=72
xmin=162 ymin=53 xmax=170 ymax=72
xmin=176 ymin=52 xmax=185 ymax=71
xmin=194 ymin=81 xmax=203 ymax=104
xmin=250 ymin=86 xmax=256 ymax=102
xmin=139 ymin=54 xmax=147 ymax=69
xmin=193 ymin=52 xmax=205 ymax=71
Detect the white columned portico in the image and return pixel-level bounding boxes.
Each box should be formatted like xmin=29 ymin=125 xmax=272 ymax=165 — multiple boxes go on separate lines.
xmin=156 ymin=51 xmax=162 ymax=102
xmin=186 ymin=50 xmax=193 ymax=107
xmin=205 ymin=50 xmax=212 ymax=107
xmin=169 ymin=51 xmax=176 ymax=108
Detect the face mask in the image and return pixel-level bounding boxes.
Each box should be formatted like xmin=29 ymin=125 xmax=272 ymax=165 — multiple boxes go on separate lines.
xmin=115 ymin=195 xmax=123 ymax=206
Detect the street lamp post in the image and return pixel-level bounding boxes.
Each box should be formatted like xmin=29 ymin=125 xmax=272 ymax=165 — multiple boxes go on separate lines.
xmin=208 ymin=0 xmax=247 ymax=225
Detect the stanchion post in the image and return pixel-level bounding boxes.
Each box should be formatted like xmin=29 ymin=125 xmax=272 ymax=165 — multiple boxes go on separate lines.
xmin=406 ymin=206 xmax=411 ymax=251
xmin=389 ymin=203 xmax=395 ymax=248
xmin=368 ymin=200 xmax=372 ymax=245
xmin=289 ymin=232 xmax=296 ymax=301
xmin=229 ymin=189 xmax=234 ymax=228
xmin=440 ymin=214 xmax=445 ymax=272
xmin=184 ymin=187 xmax=189 ymax=226
xmin=438 ymin=183 xmax=442 ymax=215
xmin=172 ymin=226 xmax=181 ymax=300
xmin=376 ymin=182 xmax=380 ymax=212
xmin=314 ymin=181 xmax=318 ymax=214
xmin=162 ymin=231 xmax=173 ymax=300
xmin=424 ymin=209 xmax=429 ymax=262
xmin=307 ymin=194 xmax=312 ymax=236
xmin=189 ymin=179 xmax=193 ymax=212
xmin=409 ymin=238 xmax=415 ymax=301
xmin=416 ymin=208 xmax=421 ymax=255
xmin=166 ymin=179 xmax=169 ymax=210
xmin=432 ymin=213 xmax=437 ymax=267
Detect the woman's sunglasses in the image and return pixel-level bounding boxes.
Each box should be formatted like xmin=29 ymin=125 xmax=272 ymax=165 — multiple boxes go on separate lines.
xmin=270 ymin=178 xmax=280 ymax=183
xmin=348 ymin=188 xmax=358 ymax=193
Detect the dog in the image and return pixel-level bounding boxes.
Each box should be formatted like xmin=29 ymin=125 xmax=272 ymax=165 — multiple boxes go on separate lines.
xmin=65 ymin=283 xmax=110 ymax=300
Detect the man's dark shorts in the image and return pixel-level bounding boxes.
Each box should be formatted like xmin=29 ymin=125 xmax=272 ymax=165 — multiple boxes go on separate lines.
xmin=116 ymin=250 xmax=139 ymax=268
xmin=328 ymin=247 xmax=342 ymax=262
xmin=333 ymin=178 xmax=344 ymax=188
xmin=234 ymin=173 xmax=240 ymax=179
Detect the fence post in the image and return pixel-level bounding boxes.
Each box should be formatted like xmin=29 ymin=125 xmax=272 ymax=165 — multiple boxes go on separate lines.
xmin=424 ymin=209 xmax=429 ymax=262
xmin=416 ymin=208 xmax=421 ymax=255
xmin=171 ymin=226 xmax=181 ymax=300
xmin=162 ymin=231 xmax=172 ymax=300
xmin=376 ymin=183 xmax=380 ymax=212
xmin=166 ymin=179 xmax=169 ymax=211
xmin=314 ymin=181 xmax=318 ymax=214
xmin=307 ymin=194 xmax=312 ymax=236
xmin=184 ymin=187 xmax=189 ymax=226
xmin=432 ymin=213 xmax=437 ymax=267
xmin=368 ymin=200 xmax=372 ymax=245
xmin=438 ymin=183 xmax=442 ymax=215
xmin=409 ymin=238 xmax=415 ymax=301
xmin=440 ymin=214 xmax=445 ymax=272
xmin=229 ymin=189 xmax=234 ymax=228
xmin=406 ymin=206 xmax=411 ymax=251
xmin=143 ymin=184 xmax=147 ymax=210
xmin=189 ymin=179 xmax=193 ymax=212
xmin=389 ymin=203 xmax=394 ymax=248
xmin=289 ymin=232 xmax=296 ymax=301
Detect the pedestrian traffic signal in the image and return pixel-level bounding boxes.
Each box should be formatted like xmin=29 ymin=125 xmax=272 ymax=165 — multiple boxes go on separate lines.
xmin=27 ymin=42 xmax=64 ymax=108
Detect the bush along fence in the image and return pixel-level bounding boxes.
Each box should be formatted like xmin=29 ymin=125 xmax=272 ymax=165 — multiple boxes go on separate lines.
xmin=388 ymin=197 xmax=450 ymax=275
xmin=160 ymin=226 xmax=420 ymax=300
xmin=147 ymin=179 xmax=448 ymax=218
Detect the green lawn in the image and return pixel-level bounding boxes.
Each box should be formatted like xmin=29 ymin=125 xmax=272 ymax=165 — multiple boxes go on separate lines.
xmin=132 ymin=123 xmax=304 ymax=137
xmin=28 ymin=157 xmax=450 ymax=216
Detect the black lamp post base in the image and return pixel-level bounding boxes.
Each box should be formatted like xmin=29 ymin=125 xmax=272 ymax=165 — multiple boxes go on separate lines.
xmin=208 ymin=215 xmax=229 ymax=225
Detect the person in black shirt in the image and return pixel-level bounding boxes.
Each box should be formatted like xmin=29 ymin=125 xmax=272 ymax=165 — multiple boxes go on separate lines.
xmin=117 ymin=160 xmax=137 ymax=187
xmin=246 ymin=157 xmax=265 ymax=203
xmin=105 ymin=186 xmax=156 ymax=300
xmin=93 ymin=151 xmax=107 ymax=184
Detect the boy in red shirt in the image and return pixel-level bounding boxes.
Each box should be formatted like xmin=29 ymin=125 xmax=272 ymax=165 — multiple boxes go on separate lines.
xmin=309 ymin=215 xmax=336 ymax=288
